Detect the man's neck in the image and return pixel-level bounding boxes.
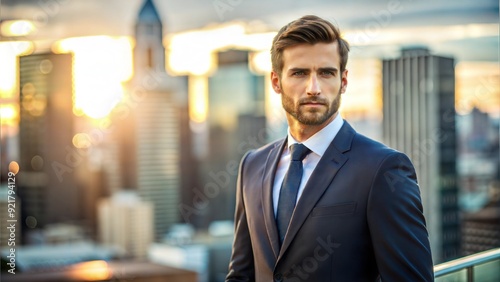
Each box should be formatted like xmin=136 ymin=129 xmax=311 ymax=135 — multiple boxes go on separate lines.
xmin=287 ymin=112 xmax=338 ymax=142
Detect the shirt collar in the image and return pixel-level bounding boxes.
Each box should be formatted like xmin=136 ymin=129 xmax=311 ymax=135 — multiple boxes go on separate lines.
xmin=287 ymin=113 xmax=344 ymax=157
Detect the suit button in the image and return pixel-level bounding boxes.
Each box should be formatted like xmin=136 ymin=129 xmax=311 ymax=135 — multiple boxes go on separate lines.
xmin=274 ymin=273 xmax=283 ymax=282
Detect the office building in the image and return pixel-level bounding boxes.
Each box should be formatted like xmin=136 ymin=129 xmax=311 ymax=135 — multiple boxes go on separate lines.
xmin=193 ymin=49 xmax=265 ymax=226
xmin=461 ymin=199 xmax=500 ymax=255
xmin=382 ymin=47 xmax=459 ymax=262
xmin=17 ymin=52 xmax=79 ymax=241
xmin=457 ymin=108 xmax=499 ymax=212
xmin=98 ymin=191 xmax=154 ymax=259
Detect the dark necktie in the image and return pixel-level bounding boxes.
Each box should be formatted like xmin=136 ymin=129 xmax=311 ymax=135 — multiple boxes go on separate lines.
xmin=276 ymin=143 xmax=311 ymax=246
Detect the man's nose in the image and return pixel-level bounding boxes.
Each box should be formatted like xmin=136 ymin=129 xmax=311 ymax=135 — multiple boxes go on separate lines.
xmin=306 ymin=74 xmax=321 ymax=95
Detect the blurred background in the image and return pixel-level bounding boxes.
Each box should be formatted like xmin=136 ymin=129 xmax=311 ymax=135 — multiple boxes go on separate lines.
xmin=0 ymin=0 xmax=499 ymax=281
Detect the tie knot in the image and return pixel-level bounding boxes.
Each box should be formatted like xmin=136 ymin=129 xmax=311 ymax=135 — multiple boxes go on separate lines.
xmin=290 ymin=143 xmax=310 ymax=161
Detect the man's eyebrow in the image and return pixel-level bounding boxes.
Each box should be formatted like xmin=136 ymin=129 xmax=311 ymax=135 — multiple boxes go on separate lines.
xmin=288 ymin=67 xmax=309 ymax=73
xmin=318 ymin=67 xmax=339 ymax=73
xmin=287 ymin=67 xmax=339 ymax=73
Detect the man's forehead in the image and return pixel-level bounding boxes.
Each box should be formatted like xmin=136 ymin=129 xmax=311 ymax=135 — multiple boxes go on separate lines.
xmin=282 ymin=41 xmax=339 ymax=52
xmin=282 ymin=42 xmax=340 ymax=68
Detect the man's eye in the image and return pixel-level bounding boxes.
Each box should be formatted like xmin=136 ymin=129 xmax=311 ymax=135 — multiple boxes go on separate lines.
xmin=321 ymin=71 xmax=334 ymax=76
xmin=292 ymin=71 xmax=305 ymax=76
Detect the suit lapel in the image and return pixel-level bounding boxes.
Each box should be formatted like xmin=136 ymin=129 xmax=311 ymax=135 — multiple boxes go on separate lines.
xmin=261 ymin=138 xmax=287 ymax=259
xmin=278 ymin=122 xmax=355 ymax=259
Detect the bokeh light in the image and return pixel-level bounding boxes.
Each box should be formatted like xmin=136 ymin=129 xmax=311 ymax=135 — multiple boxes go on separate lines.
xmin=0 ymin=104 xmax=18 ymax=126
xmin=8 ymin=161 xmax=20 ymax=175
xmin=68 ymin=260 xmax=113 ymax=281
xmin=0 ymin=20 xmax=36 ymax=37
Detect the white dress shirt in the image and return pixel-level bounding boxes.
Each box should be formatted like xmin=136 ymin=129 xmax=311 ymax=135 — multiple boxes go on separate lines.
xmin=272 ymin=113 xmax=344 ymax=216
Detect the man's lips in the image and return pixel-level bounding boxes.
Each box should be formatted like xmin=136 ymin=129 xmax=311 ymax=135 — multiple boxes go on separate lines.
xmin=300 ymin=100 xmax=327 ymax=106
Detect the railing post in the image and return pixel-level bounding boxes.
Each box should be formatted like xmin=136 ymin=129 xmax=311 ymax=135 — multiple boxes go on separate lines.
xmin=466 ymin=266 xmax=474 ymax=282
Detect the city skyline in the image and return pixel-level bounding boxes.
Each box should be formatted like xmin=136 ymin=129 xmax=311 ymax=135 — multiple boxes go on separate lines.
xmin=1 ymin=1 xmax=497 ymax=211
xmin=1 ymin=0 xmax=498 ymax=128
xmin=0 ymin=0 xmax=499 ymax=280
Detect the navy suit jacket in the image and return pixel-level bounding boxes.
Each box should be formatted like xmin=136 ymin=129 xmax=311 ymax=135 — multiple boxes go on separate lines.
xmin=226 ymin=121 xmax=433 ymax=282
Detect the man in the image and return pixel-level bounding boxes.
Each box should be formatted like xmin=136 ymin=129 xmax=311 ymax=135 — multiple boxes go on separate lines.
xmin=226 ymin=15 xmax=433 ymax=282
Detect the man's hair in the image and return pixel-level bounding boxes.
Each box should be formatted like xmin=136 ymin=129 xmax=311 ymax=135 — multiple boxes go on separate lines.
xmin=271 ymin=15 xmax=350 ymax=76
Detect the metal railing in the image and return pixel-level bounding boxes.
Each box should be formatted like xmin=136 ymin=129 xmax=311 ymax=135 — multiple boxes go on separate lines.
xmin=434 ymin=248 xmax=500 ymax=281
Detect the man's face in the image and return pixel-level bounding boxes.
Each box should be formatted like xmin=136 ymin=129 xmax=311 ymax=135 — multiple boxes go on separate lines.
xmin=271 ymin=42 xmax=348 ymax=126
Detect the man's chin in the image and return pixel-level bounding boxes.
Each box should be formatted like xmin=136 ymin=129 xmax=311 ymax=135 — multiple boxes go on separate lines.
xmin=297 ymin=114 xmax=329 ymax=126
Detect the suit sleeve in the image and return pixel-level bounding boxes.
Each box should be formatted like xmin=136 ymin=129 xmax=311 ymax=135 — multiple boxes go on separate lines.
xmin=367 ymin=152 xmax=434 ymax=282
xmin=226 ymin=151 xmax=255 ymax=282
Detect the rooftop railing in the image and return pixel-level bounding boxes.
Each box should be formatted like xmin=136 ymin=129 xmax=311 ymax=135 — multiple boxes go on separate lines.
xmin=434 ymin=248 xmax=500 ymax=282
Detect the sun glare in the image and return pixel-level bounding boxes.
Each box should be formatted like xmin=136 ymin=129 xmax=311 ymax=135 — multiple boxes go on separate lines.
xmin=456 ymin=62 xmax=500 ymax=116
xmin=0 ymin=20 xmax=36 ymax=37
xmin=0 ymin=104 xmax=18 ymax=126
xmin=53 ymin=36 xmax=133 ymax=119
xmin=168 ymin=24 xmax=243 ymax=75
xmin=167 ymin=22 xmax=275 ymax=76
xmin=0 ymin=41 xmax=33 ymax=131
xmin=249 ymin=51 xmax=272 ymax=74
xmin=167 ymin=22 xmax=276 ymax=124
xmin=341 ymin=58 xmax=382 ymax=117
xmin=188 ymin=76 xmax=209 ymax=123
xmin=0 ymin=41 xmax=33 ymax=96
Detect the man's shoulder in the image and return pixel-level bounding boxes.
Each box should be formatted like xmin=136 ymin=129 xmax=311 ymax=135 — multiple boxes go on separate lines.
xmin=352 ymin=132 xmax=389 ymax=150
xmin=347 ymin=131 xmax=416 ymax=173
xmin=251 ymin=138 xmax=284 ymax=155
xmin=242 ymin=138 xmax=284 ymax=163
xmin=350 ymin=130 xmax=403 ymax=159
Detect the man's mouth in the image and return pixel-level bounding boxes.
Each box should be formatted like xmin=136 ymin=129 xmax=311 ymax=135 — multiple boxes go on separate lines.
xmin=300 ymin=99 xmax=326 ymax=106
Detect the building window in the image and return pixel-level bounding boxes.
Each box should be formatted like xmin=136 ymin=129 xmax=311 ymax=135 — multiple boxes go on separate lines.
xmin=147 ymin=47 xmax=153 ymax=69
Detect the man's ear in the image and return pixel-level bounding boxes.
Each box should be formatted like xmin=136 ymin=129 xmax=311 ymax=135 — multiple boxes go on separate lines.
xmin=271 ymin=71 xmax=281 ymax=94
xmin=340 ymin=69 xmax=348 ymax=94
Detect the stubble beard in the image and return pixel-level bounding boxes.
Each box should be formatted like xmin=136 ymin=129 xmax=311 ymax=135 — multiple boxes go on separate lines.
xmin=281 ymin=88 xmax=342 ymax=126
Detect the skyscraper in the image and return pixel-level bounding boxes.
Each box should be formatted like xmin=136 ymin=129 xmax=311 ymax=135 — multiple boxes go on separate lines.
xmin=103 ymin=0 xmax=191 ymax=239
xmin=17 ymin=52 xmax=79 ymax=241
xmin=382 ymin=47 xmax=459 ymax=262
xmin=134 ymin=0 xmax=191 ymax=240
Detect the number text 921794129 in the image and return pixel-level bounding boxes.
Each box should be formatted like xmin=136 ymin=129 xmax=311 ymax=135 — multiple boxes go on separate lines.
xmin=6 ymin=170 xmax=17 ymax=274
